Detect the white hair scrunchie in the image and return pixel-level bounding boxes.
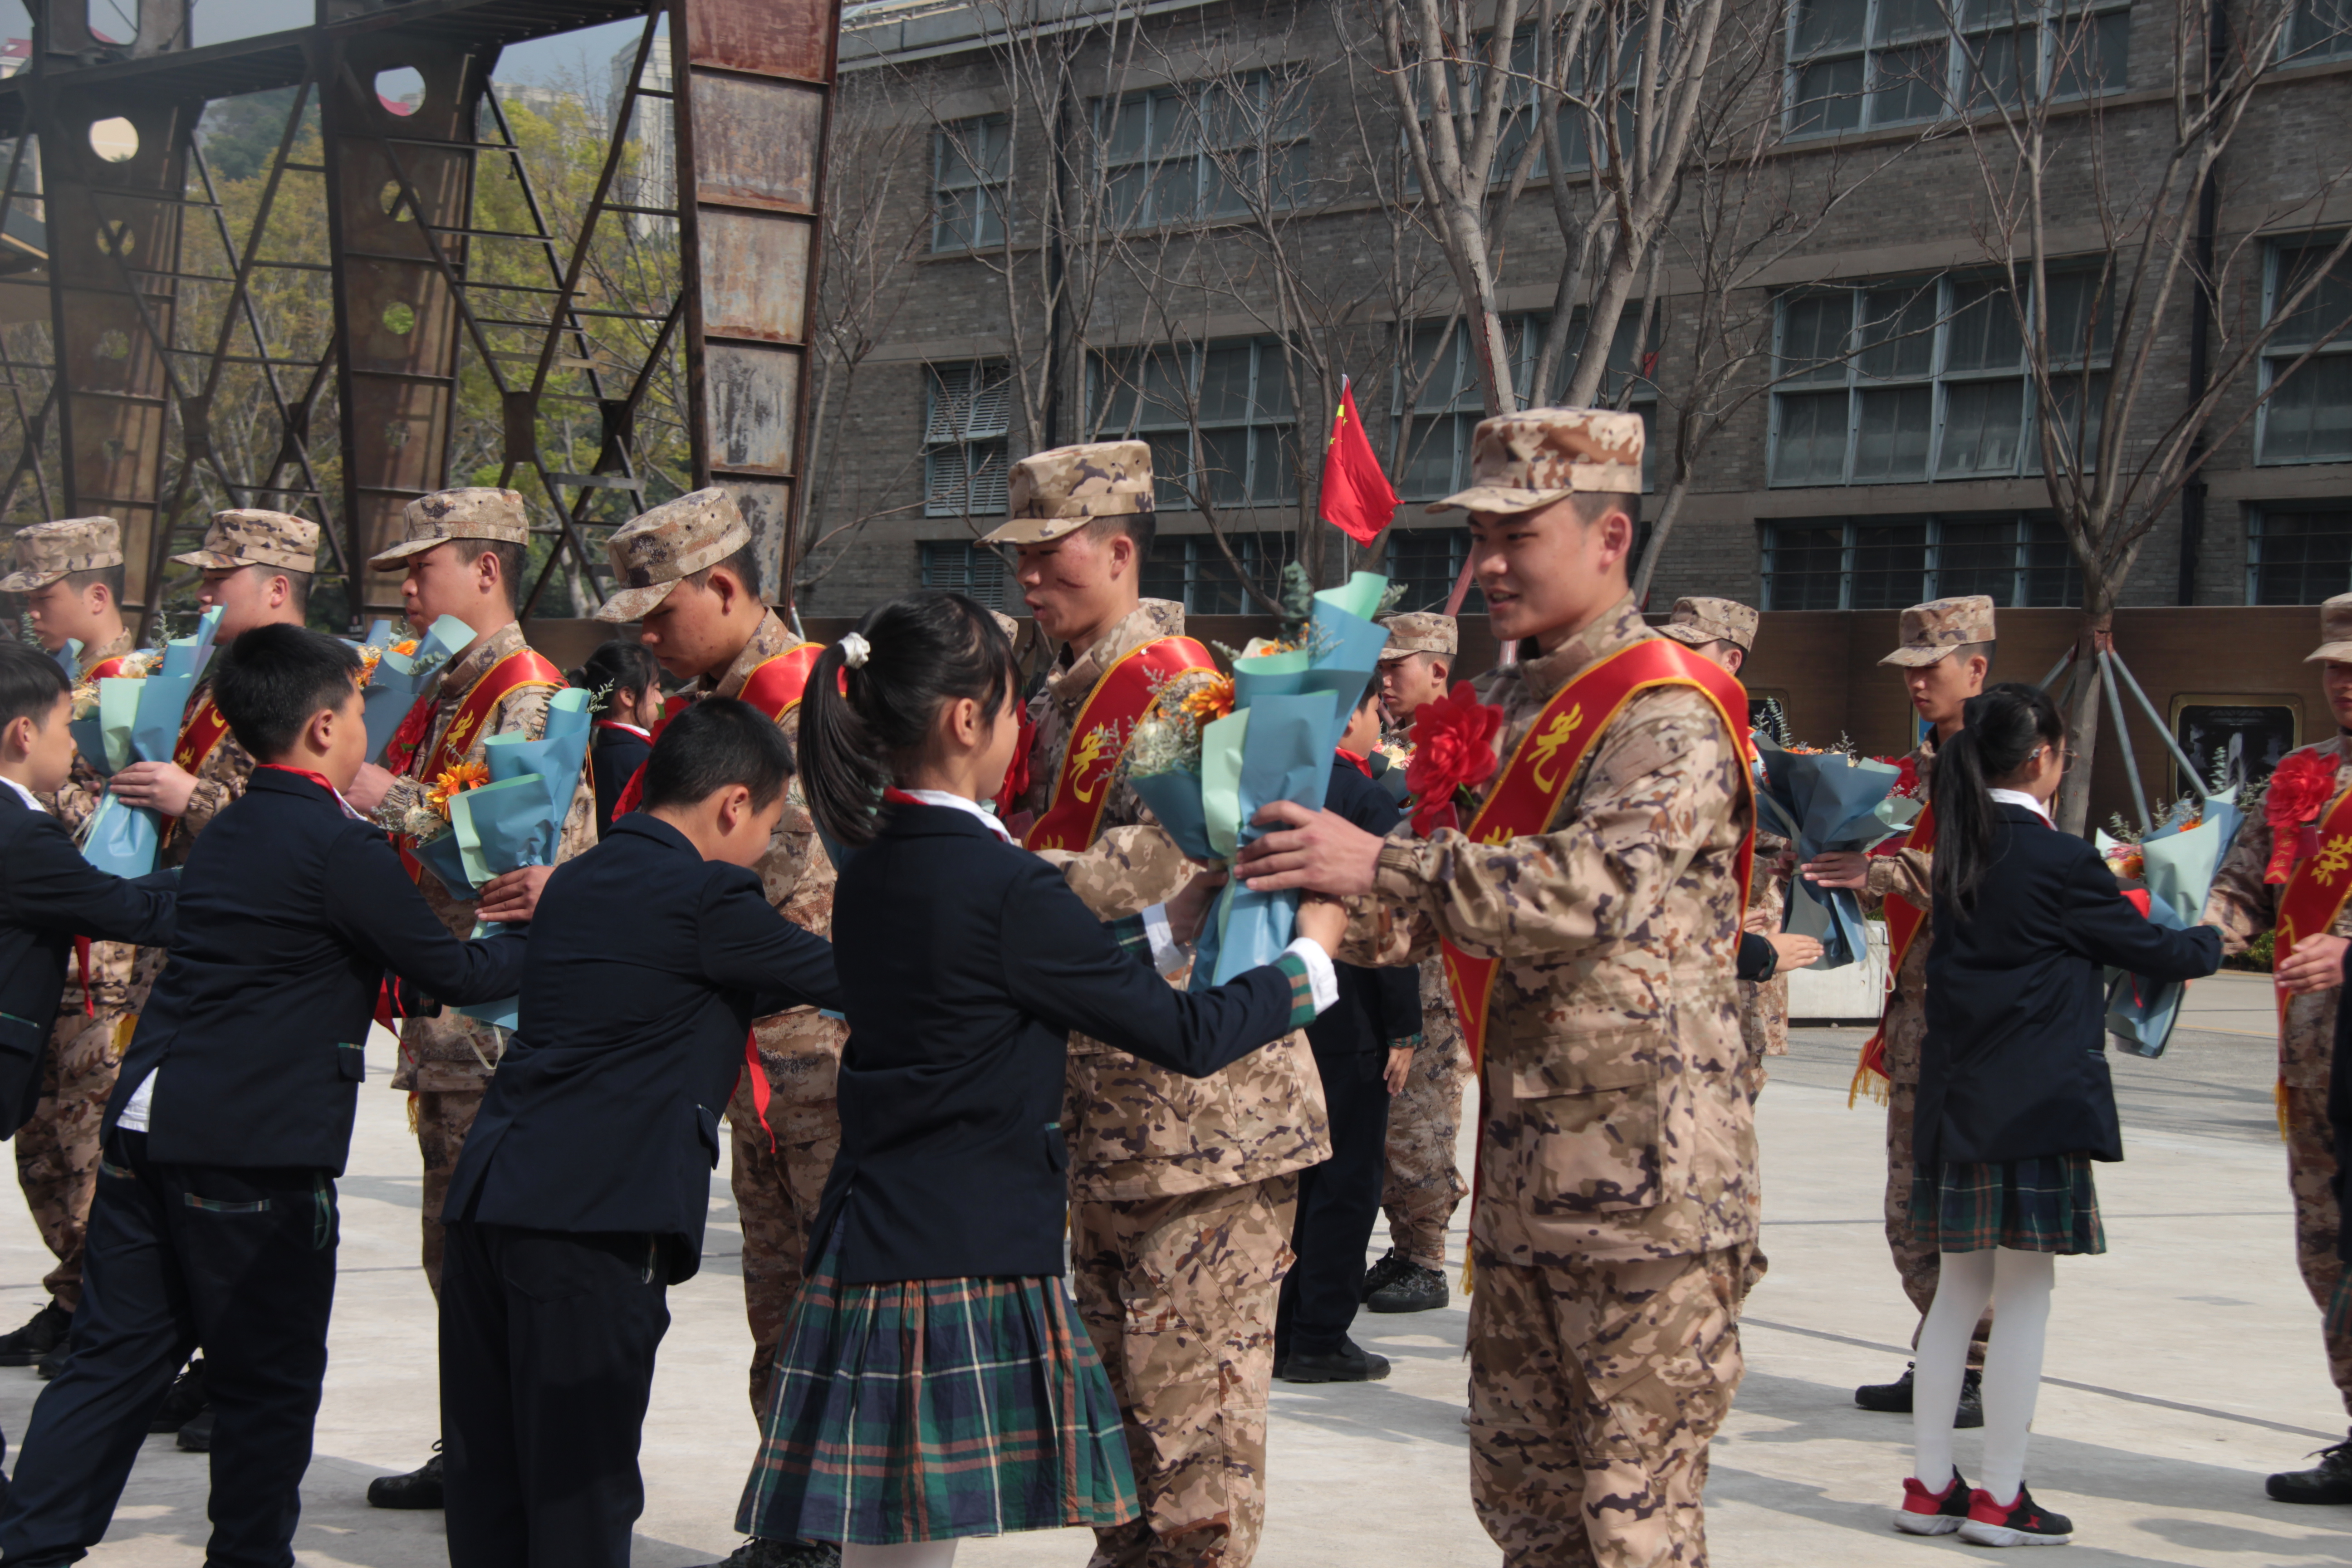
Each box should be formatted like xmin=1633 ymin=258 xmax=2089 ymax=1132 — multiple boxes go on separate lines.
xmin=839 ymin=631 xmax=872 ymax=669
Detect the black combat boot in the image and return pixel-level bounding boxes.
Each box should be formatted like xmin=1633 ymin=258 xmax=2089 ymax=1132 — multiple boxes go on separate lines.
xmin=695 ymin=1539 xmax=843 ymax=1568
xmin=366 ymin=1445 xmax=444 ymax=1509
xmin=2268 ymin=1436 xmax=2352 ymax=1504
xmin=1279 ymin=1338 xmax=1392 ymax=1384
xmin=1854 ymin=1363 xmax=1983 ymax=1428
xmin=149 ymin=1358 xmax=206 ymax=1433
xmin=0 ymin=1302 xmax=70 ymax=1367
xmin=1365 ymin=1258 xmax=1448 ymax=1314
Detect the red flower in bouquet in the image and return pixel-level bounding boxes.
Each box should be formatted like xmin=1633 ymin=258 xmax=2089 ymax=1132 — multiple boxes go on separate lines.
xmin=2264 ymin=748 xmax=2341 ymax=883
xmin=1406 ymin=682 xmax=1504 ymax=837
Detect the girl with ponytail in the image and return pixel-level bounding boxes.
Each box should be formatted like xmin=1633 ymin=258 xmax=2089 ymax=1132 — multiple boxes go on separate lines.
xmin=1895 ymin=682 xmax=2221 ymax=1548
xmin=576 ymin=638 xmax=664 ymax=835
xmin=743 ymin=590 xmax=1345 ymax=1567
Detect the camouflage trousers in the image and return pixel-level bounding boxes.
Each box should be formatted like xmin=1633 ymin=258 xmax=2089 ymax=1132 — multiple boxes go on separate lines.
xmin=14 ymin=1010 xmax=130 ymax=1313
xmin=725 ymin=1027 xmax=844 ymax=1419
xmin=414 ymin=1088 xmax=484 ymax=1300
xmin=1075 ymin=1172 xmax=1300 ymax=1568
xmin=1468 ymin=1247 xmax=1751 ymax=1568
xmin=2284 ymin=1083 xmax=2352 ymax=1415
xmin=1383 ymin=965 xmax=1470 ymax=1271
xmin=1886 ymin=1081 xmax=1990 ymax=1369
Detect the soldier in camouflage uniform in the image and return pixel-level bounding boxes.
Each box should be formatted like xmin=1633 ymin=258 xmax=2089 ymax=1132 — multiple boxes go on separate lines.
xmin=595 ymin=490 xmax=847 ymax=1568
xmin=986 ymin=442 xmax=1331 ymax=1568
xmin=2202 ymin=593 xmax=2352 ymax=1505
xmin=344 ymin=488 xmax=598 ymax=1509
xmin=1362 ymin=612 xmax=1469 ymax=1315
xmin=1238 ymin=410 xmax=1757 ymax=1567
xmin=0 ymin=518 xmax=138 ymax=1369
xmin=1805 ymin=597 xmax=1994 ymax=1416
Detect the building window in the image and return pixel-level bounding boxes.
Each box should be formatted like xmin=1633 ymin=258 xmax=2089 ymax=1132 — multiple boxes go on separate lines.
xmin=923 ymin=362 xmax=1012 ymax=518
xmin=1098 ymin=70 xmax=1309 ymax=230
xmin=933 ymin=116 xmax=1009 ymax=252
xmin=1762 ymin=513 xmax=2080 ymax=608
xmin=1770 ymin=269 xmax=2110 ymax=486
xmin=1139 ymin=531 xmax=1292 ymax=614
xmin=1784 ymin=0 xmax=2128 ymax=138
xmin=918 ymin=539 xmax=1014 ymax=610
xmin=2259 ymin=236 xmax=2352 ymax=466
xmin=1383 ymin=527 xmax=1488 ymax=614
xmin=2284 ymin=0 xmax=2352 ymax=61
xmin=1090 ymin=339 xmax=1297 ymax=511
xmin=2248 ymin=505 xmax=2352 ymax=603
xmin=1392 ymin=311 xmax=1657 ymax=500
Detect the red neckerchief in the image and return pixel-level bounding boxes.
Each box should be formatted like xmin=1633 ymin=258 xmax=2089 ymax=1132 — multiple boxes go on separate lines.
xmin=259 ymin=764 xmax=365 ymax=820
xmin=1337 ymin=746 xmax=1374 ymax=778
xmin=594 ymin=719 xmax=651 ymax=738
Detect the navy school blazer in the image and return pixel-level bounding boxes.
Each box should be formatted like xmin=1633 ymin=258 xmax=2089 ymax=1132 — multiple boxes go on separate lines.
xmin=443 ymin=813 xmax=841 ymax=1282
xmin=820 ymin=800 xmax=1307 ymax=1285
xmin=109 ymin=767 xmax=527 ymax=1173
xmin=0 ymin=787 xmax=177 ymax=1137
xmin=1920 ymin=802 xmax=2221 ymax=1169
xmin=1308 ymin=756 xmax=1421 ymax=1064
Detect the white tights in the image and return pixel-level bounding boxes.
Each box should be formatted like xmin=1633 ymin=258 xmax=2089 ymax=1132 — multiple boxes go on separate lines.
xmin=840 ymin=1544 xmax=959 ymax=1568
xmin=1912 ymin=1246 xmax=2055 ymax=1505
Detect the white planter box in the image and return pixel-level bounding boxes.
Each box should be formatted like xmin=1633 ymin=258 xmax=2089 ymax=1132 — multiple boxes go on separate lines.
xmin=1786 ymin=920 xmax=1891 ymax=1023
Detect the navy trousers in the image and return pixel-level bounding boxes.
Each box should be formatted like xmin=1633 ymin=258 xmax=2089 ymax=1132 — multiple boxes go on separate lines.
xmin=0 ymin=1128 xmax=338 ymax=1568
xmin=1277 ymin=1049 xmax=1394 ymax=1359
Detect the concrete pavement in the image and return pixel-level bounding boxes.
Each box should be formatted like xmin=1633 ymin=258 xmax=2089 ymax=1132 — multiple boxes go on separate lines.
xmin=0 ymin=972 xmax=2341 ymax=1565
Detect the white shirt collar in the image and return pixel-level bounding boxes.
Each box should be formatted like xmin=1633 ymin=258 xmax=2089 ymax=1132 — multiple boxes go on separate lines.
xmin=0 ymin=774 xmax=45 ymax=814
xmin=1988 ymin=787 xmax=2052 ymax=825
xmin=899 ymin=788 xmax=1014 ymax=843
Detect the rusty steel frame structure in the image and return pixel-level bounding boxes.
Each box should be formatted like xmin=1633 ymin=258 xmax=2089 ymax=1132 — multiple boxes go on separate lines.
xmin=0 ymin=0 xmax=843 ymax=630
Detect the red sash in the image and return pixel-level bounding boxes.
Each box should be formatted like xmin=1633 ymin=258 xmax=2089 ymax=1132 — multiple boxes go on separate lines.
xmin=172 ymin=691 xmax=232 ymax=775
xmin=1850 ymin=801 xmax=1936 ymax=1106
xmin=1439 ymin=640 xmax=1756 ymax=1071
xmin=1024 ymin=635 xmax=1217 ymax=853
xmin=83 ymin=652 xmax=134 ymax=682
xmin=610 ymin=645 xmax=823 ymax=820
xmin=397 ymin=647 xmax=565 ymax=881
xmin=2276 ymin=784 xmax=2352 ymax=1055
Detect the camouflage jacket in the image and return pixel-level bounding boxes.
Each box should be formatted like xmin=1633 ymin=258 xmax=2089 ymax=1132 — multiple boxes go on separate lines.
xmin=385 ymin=622 xmax=598 ymax=1093
xmin=1026 ymin=599 xmax=1331 ymax=1202
xmin=1740 ymin=830 xmax=1792 ymax=1062
xmin=1340 ymin=597 xmax=1755 ymax=1266
xmin=2202 ymin=734 xmax=2352 ymax=1088
xmin=1857 ymin=740 xmax=1936 ymax=1085
xmin=46 ymin=628 xmax=139 ymax=1015
xmin=713 ymin=611 xmax=847 ymax=1098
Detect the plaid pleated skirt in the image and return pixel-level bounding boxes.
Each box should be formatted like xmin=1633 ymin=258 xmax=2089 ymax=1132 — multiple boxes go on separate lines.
xmin=735 ymin=1228 xmax=1140 ymax=1547
xmin=1910 ymin=1153 xmax=2106 ymax=1255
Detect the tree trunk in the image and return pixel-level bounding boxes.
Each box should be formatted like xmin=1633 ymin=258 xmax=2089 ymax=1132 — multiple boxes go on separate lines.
xmin=2052 ymin=605 xmax=2113 ymax=837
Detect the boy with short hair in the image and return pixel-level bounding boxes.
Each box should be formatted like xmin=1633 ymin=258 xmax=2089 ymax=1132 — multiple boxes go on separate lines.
xmin=0 ymin=625 xmax=534 ymax=1568
xmin=439 ymin=697 xmax=842 ymax=1568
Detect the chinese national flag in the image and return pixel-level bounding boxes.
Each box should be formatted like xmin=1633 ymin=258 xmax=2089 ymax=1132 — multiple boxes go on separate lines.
xmin=1318 ymin=377 xmax=1400 ymax=546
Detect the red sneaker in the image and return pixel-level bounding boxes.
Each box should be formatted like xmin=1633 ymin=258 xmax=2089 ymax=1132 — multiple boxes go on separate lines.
xmin=1959 ymin=1484 xmax=2074 ymax=1547
xmin=1893 ymin=1472 xmax=1970 ymax=1536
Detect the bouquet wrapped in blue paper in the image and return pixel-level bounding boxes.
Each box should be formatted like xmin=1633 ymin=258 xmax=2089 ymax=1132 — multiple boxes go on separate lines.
xmin=1751 ymin=736 xmax=1918 ymax=969
xmin=78 ymin=608 xmax=223 ymax=878
xmin=1127 ymin=572 xmax=1391 ymax=986
xmin=2100 ymin=793 xmax=2244 ymax=1058
xmin=441 ymin=688 xmax=596 ymax=1028
xmin=361 ymin=614 xmax=473 ymax=763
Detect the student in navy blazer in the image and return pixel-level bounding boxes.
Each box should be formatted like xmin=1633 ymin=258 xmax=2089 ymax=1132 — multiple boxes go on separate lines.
xmin=0 ymin=627 xmax=531 ymax=1568
xmin=437 ymin=699 xmax=842 ymax=1568
xmin=0 ymin=645 xmax=178 ymax=1146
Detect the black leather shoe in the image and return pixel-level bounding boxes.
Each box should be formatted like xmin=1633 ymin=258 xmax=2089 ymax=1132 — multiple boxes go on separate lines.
xmin=694 ymin=1540 xmax=843 ymax=1568
xmin=0 ymin=1303 xmax=70 ymax=1367
xmin=176 ymin=1407 xmax=215 ymax=1453
xmin=1955 ymin=1368 xmax=1985 ymax=1430
xmin=148 ymin=1360 xmax=206 ymax=1433
xmin=35 ymin=1337 xmax=65 ymax=1379
xmin=1365 ymin=1260 xmax=1448 ymax=1314
xmin=1854 ymin=1364 xmax=1983 ymax=1427
xmin=2268 ymin=1437 xmax=2352 ymax=1504
xmin=366 ymin=1448 xmax=444 ymax=1509
xmin=1279 ymin=1339 xmax=1392 ymax=1383
xmin=1359 ymin=1249 xmax=1411 ymax=1302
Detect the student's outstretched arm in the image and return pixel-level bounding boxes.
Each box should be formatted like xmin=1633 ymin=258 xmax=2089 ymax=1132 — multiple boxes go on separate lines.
xmin=696 ymin=868 xmax=843 ymax=1015
xmin=324 ymin=831 xmax=528 ymax=1005
xmin=999 ymin=858 xmax=1320 ymax=1078
xmin=6 ymin=813 xmax=176 ymax=949
xmin=2063 ymin=849 xmax=2224 ymax=982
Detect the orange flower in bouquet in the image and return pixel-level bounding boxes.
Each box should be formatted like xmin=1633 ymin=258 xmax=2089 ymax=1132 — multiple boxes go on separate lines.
xmin=1178 ymin=675 xmax=1235 ymax=725
xmin=426 ymin=759 xmax=490 ymax=818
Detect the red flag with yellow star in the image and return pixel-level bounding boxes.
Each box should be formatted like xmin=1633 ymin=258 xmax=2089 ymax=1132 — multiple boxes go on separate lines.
xmin=1318 ymin=377 xmax=1399 ymax=545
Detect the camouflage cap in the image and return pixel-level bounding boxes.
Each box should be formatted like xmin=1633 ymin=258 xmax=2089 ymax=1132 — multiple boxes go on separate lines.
xmin=1879 ymin=594 xmax=1997 ymax=667
xmin=1376 ymin=611 xmax=1458 ymax=662
xmin=0 ymin=515 xmax=124 ymax=593
xmin=978 ymin=441 xmax=1155 ymax=546
xmin=593 ymin=487 xmax=754 ymax=623
xmin=369 ymin=486 xmax=530 ymax=571
xmin=172 ymin=510 xmax=320 ymax=574
xmin=1656 ymin=596 xmax=1759 ymax=654
xmin=1429 ymin=407 xmax=1644 ymax=516
xmin=2306 ymin=593 xmax=2352 ymax=663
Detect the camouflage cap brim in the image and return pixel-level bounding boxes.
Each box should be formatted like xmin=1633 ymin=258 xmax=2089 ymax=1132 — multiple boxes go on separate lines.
xmin=2305 ymin=642 xmax=2352 ymax=664
xmin=1879 ymin=644 xmax=1965 ymax=667
xmin=1426 ymin=484 xmax=1575 ymax=516
xmin=368 ymin=534 xmax=454 ymax=571
xmin=170 ymin=548 xmax=245 ymax=571
xmin=978 ymin=514 xmax=1091 ymax=546
xmin=594 ymin=580 xmax=679 ymax=624
xmin=1656 ymin=622 xmax=1718 ymax=648
xmin=0 ymin=565 xmax=65 ymax=593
